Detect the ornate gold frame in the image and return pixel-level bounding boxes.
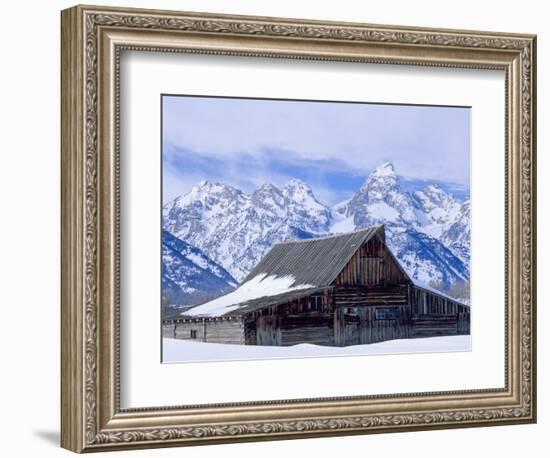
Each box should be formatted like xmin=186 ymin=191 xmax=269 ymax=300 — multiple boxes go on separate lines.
xmin=60 ymin=4 xmax=537 ymax=453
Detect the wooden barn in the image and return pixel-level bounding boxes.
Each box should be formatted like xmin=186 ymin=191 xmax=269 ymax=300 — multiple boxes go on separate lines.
xmin=162 ymin=226 xmax=470 ymax=347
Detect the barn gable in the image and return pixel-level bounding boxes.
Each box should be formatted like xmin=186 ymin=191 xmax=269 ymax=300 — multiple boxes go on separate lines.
xmin=335 ymin=231 xmax=410 ymax=287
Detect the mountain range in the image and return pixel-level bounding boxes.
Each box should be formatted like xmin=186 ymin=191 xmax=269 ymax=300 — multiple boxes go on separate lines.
xmin=162 ymin=162 xmax=470 ymax=306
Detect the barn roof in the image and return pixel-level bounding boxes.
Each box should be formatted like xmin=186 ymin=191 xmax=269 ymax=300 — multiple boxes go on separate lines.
xmin=179 ymin=227 xmax=384 ymax=318
xmin=242 ymin=226 xmax=384 ymax=287
xmin=178 ymin=225 xmax=473 ymax=319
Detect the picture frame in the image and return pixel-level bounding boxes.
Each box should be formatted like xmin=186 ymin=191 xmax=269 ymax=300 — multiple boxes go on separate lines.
xmin=60 ymin=4 xmax=537 ymax=453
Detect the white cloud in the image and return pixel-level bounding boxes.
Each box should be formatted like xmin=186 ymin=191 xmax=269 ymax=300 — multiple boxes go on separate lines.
xmin=162 ymin=96 xmax=471 ymax=205
xmin=163 ymin=95 xmax=470 ymax=186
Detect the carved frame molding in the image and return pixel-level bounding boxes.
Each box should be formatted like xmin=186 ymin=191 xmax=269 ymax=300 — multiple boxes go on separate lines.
xmin=61 ymin=5 xmax=536 ymax=453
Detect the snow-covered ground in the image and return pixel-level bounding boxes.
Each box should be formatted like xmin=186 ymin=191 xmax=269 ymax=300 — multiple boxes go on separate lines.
xmin=162 ymin=335 xmax=471 ymax=363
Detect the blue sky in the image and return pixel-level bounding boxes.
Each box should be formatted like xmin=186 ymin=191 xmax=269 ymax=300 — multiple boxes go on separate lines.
xmin=162 ymin=95 xmax=470 ymax=205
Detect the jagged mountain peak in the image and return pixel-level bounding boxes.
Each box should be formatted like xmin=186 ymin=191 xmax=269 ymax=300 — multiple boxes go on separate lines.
xmin=372 ymin=161 xmax=396 ymax=177
xmin=192 ymin=180 xmax=241 ymax=195
xmin=358 ymin=162 xmax=400 ymax=195
xmin=286 ymin=177 xmax=309 ymax=187
xmin=252 ymin=182 xmax=284 ymax=201
xmin=251 ymin=182 xmax=286 ymax=213
xmin=414 ymin=185 xmax=456 ymax=211
xmin=255 ymin=182 xmax=282 ymax=193
xmin=167 ymin=180 xmax=245 ymax=210
xmin=283 ymin=179 xmax=328 ymax=214
xmin=349 ymin=162 xmax=415 ymax=226
xmin=283 ymin=178 xmax=315 ymax=197
xmin=416 ymin=183 xmax=455 ymax=203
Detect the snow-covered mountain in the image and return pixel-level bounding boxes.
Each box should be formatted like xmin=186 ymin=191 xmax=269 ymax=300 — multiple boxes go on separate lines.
xmin=333 ymin=162 xmax=470 ymax=285
xmin=162 ymin=230 xmax=237 ymax=306
xmin=440 ymin=199 xmax=470 ymax=264
xmin=346 ymin=162 xmax=419 ymax=227
xmin=163 ymin=162 xmax=471 ymax=297
xmin=163 ymin=179 xmax=330 ymax=281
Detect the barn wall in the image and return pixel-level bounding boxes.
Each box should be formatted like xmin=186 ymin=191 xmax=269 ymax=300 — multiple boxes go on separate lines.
xmin=409 ymin=286 xmax=470 ymax=337
xmin=162 ymin=318 xmax=245 ymax=345
xmin=332 ymin=282 xmax=470 ymax=345
xmin=247 ymin=315 xmax=334 ymax=346
xmin=335 ymin=236 xmax=409 ymax=287
xmin=457 ymin=310 xmax=470 ymax=335
xmin=334 ymin=285 xmax=408 ymax=306
xmin=244 ymin=293 xmax=334 ymax=346
xmin=410 ymin=286 xmax=464 ymax=315
xmin=334 ymin=304 xmax=411 ymax=346
xmin=162 ymin=284 xmax=470 ymax=348
xmin=280 ymin=315 xmax=334 ymax=346
xmin=162 ymin=323 xmax=176 ymax=338
xmin=410 ymin=314 xmax=458 ymax=337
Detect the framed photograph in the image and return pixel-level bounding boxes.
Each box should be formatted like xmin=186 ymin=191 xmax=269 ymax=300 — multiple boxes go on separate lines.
xmin=61 ymin=4 xmax=537 ymax=453
xmin=160 ymin=95 xmax=472 ymax=363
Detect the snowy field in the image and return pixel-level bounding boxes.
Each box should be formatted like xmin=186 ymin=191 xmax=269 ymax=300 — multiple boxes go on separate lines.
xmin=162 ymin=335 xmax=471 ymax=363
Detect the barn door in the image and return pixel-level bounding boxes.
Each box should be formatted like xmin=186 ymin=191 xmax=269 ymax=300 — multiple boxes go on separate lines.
xmin=256 ymin=316 xmax=281 ymax=346
xmin=360 ymin=256 xmax=384 ymax=286
xmin=334 ymin=306 xmax=360 ymax=346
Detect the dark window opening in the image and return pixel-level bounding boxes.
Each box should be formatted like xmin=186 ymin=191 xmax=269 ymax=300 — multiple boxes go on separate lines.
xmin=310 ymin=296 xmax=323 ymax=312
xmin=375 ymin=307 xmax=398 ymax=320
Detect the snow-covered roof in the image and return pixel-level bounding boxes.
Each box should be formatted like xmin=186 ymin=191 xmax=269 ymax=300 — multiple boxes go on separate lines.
xmin=181 ymin=273 xmax=324 ymax=318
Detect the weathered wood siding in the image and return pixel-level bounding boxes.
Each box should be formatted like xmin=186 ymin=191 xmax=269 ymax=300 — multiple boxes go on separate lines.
xmin=457 ymin=310 xmax=470 ymax=335
xmin=256 ymin=316 xmax=282 ymax=346
xmin=410 ymin=315 xmax=458 ymax=337
xmin=410 ymin=286 xmax=463 ymax=315
xmin=162 ymin=318 xmax=245 ymax=345
xmin=334 ymin=304 xmax=411 ymax=346
xmin=335 ymin=236 xmax=408 ymax=287
xmin=162 ymin=323 xmax=176 ymax=338
xmin=409 ymin=286 xmax=470 ymax=337
xmin=280 ymin=315 xmax=334 ymax=346
xmin=244 ymin=292 xmax=334 ymax=346
xmin=334 ymin=285 xmax=408 ymax=306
